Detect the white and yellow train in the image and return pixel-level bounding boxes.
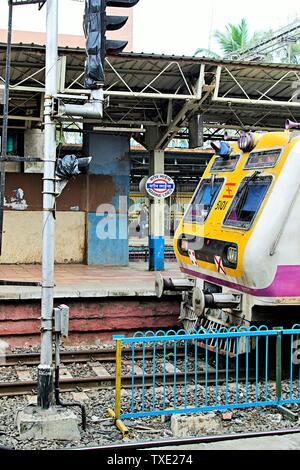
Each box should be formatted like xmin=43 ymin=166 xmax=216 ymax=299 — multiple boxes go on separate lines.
xmin=157 ymin=121 xmax=300 ymax=351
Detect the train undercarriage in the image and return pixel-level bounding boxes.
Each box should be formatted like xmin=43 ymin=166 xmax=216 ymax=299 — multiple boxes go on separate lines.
xmin=156 ymin=273 xmax=300 ymax=355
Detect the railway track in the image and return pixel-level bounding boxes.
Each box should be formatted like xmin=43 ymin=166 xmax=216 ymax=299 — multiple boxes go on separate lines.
xmin=2 ymin=346 xmax=185 ymax=367
xmin=0 ymin=347 xmax=253 ymax=398
xmin=0 ymin=369 xmax=240 ymax=397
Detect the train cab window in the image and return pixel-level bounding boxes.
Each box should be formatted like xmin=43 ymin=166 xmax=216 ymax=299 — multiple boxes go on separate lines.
xmin=244 ymin=148 xmax=282 ymax=169
xmin=224 ymin=175 xmax=272 ymax=229
xmin=184 ymin=178 xmax=224 ymax=224
xmin=211 ymin=154 xmax=241 ymax=172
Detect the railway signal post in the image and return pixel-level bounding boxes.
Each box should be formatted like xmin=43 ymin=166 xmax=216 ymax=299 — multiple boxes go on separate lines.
xmin=17 ymin=0 xmax=80 ymax=440
xmin=16 ymin=0 xmax=140 ymax=440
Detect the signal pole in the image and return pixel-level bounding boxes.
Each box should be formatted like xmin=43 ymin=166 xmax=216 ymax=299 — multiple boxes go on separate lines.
xmin=18 ymin=0 xmax=80 ymax=440
xmin=18 ymin=0 xmax=140 ymax=440
xmin=37 ymin=0 xmax=58 ymax=409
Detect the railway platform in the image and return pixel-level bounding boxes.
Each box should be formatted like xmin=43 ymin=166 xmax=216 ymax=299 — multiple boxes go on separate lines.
xmin=0 ymin=262 xmax=181 ymax=299
xmin=0 ymin=263 xmax=183 ymax=348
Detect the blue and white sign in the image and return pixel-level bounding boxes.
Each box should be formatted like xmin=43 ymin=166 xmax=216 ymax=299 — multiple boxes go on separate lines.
xmin=146 ymin=174 xmax=175 ymax=199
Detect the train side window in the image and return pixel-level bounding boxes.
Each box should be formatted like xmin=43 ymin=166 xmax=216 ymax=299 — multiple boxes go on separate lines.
xmin=184 ymin=178 xmax=224 ymax=224
xmin=244 ymin=148 xmax=282 ymax=169
xmin=223 ymin=175 xmax=272 ymax=230
xmin=211 ymin=154 xmax=241 ymax=172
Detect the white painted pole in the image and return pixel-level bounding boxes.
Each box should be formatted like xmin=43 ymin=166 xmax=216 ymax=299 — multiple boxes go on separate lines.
xmin=37 ymin=0 xmax=58 ymax=409
xmin=148 ymin=150 xmax=165 ymax=272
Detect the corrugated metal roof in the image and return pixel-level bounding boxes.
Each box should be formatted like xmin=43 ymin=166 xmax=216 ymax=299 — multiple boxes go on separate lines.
xmin=2 ymin=42 xmax=300 ymax=71
xmin=1 ymin=42 xmax=300 ymax=134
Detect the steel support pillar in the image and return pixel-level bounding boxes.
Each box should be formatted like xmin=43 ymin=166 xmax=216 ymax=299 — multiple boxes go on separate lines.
xmin=0 ymin=1 xmax=13 ymax=254
xmin=148 ymin=149 xmax=165 ymax=271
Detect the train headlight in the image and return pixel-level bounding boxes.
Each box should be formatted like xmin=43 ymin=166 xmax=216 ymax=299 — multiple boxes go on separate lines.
xmin=227 ymin=246 xmax=238 ymax=265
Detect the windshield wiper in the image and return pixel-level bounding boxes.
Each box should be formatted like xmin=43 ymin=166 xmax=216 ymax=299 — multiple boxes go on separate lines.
xmin=238 ymin=171 xmax=261 ymax=195
xmin=235 ymin=171 xmax=262 ymax=219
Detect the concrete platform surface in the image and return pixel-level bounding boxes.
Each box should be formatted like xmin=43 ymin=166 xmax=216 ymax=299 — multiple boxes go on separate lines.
xmin=154 ymin=433 xmax=300 ymax=450
xmin=0 ymin=262 xmax=182 ymax=300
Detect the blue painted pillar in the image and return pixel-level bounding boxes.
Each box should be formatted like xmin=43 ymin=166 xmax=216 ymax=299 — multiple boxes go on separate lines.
xmin=148 ymin=149 xmax=165 ymax=271
xmin=83 ymin=133 xmax=130 ymax=266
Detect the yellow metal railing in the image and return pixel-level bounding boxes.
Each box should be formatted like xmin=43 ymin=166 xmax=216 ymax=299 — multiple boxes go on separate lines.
xmin=107 ymin=336 xmax=128 ymax=437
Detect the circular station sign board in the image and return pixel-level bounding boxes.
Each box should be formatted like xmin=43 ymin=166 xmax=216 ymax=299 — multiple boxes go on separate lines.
xmin=145 ymin=174 xmax=175 ymax=199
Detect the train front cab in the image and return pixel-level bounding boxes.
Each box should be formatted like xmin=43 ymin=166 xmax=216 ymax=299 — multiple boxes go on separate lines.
xmin=172 ymin=129 xmax=300 ymax=342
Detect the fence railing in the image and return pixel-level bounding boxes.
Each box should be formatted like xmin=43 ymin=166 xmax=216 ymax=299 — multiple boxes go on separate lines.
xmin=112 ymin=325 xmax=300 ymax=426
xmin=129 ymin=246 xmax=176 ymax=262
xmin=281 ymin=327 xmax=300 ymax=405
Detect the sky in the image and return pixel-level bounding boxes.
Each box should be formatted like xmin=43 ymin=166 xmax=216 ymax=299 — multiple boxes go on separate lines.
xmin=0 ymin=0 xmax=299 ymax=56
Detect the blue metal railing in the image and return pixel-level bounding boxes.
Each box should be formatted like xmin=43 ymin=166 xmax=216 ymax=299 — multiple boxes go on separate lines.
xmin=281 ymin=325 xmax=300 ymax=406
xmin=113 ymin=325 xmax=300 ymax=421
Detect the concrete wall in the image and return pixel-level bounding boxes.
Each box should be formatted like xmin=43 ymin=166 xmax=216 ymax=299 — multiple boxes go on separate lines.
xmin=1 ymin=120 xmax=132 ymax=266
xmin=0 ymin=173 xmax=88 ymax=265
xmin=0 ymin=297 xmax=180 ymax=348
xmin=0 ymin=211 xmax=85 ymax=264
xmin=0 ymin=153 xmax=131 ymax=265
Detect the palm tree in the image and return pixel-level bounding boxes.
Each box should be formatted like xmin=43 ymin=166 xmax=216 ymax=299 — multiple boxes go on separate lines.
xmin=195 ymin=19 xmax=273 ymax=59
xmin=195 ymin=18 xmax=251 ymax=57
xmin=214 ymin=18 xmax=249 ymax=54
xmin=194 ymin=19 xmax=300 ymax=64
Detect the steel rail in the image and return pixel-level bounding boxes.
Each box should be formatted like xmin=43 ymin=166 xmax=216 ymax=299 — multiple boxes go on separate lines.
xmin=3 ymin=346 xmax=187 ymax=366
xmin=72 ymin=427 xmax=300 ymax=451
xmin=0 ymin=368 xmax=247 ymax=397
xmin=2 ymin=428 xmax=300 ymax=451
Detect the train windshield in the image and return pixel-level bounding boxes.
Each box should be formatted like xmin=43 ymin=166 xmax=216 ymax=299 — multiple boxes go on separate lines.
xmin=185 ymin=178 xmax=224 ymax=223
xmin=224 ymin=175 xmax=272 ymax=229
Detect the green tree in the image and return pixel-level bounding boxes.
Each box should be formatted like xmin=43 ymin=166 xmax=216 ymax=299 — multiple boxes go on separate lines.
xmin=214 ymin=18 xmax=249 ymax=54
xmin=283 ymin=43 xmax=300 ymax=64
xmin=195 ymin=18 xmax=252 ymax=57
xmin=194 ymin=18 xmax=300 ymax=64
xmin=194 ymin=19 xmax=273 ymax=59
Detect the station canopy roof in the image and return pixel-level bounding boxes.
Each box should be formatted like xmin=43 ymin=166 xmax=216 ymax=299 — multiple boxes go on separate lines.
xmin=1 ymin=42 xmax=300 ymax=147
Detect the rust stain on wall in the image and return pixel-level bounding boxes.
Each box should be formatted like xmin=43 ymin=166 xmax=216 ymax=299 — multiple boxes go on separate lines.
xmin=4 ymin=174 xmax=118 ymax=213
xmin=56 ymin=174 xmax=87 ymax=211
xmin=88 ymin=175 xmax=116 ymax=211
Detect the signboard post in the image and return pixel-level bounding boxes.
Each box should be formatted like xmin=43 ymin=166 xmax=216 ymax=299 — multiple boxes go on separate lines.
xmin=145 ymin=174 xmax=175 ymax=272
